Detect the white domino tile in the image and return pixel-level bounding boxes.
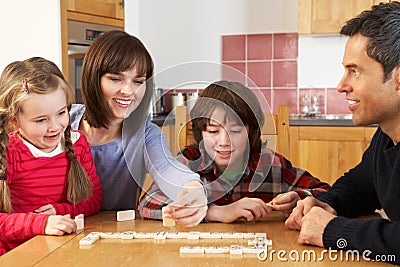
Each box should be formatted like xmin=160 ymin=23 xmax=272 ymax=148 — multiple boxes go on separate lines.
xmin=100 ymin=232 xmax=121 ymax=239
xmin=180 ymin=246 xmax=205 ymax=254
xmin=117 ymin=210 xmax=135 ymax=221
xmin=121 ymin=231 xmax=135 ymax=240
xmin=133 ymin=232 xmax=154 ymax=239
xmin=229 ymin=245 xmax=243 ymax=255
xmin=154 ymin=232 xmax=167 ymax=240
xmin=187 ymin=232 xmax=200 ymax=240
xmin=74 ymin=214 xmax=84 ymax=231
xmin=242 ymin=246 xmax=264 ymax=254
xmin=222 ymin=232 xmax=244 ymax=239
xmin=162 ymin=207 xmax=176 ymax=227
xmin=243 ymin=233 xmax=256 ymax=239
xmin=248 ymin=239 xmax=256 ymax=246
xmin=79 ymin=232 xmax=100 ymax=245
xmin=204 ymin=246 xmax=230 ymax=254
xmin=255 ymin=232 xmax=267 ymax=238
xmin=199 ymin=232 xmax=223 ymax=239
xmin=265 ymin=239 xmax=273 ymax=246
xmin=166 ymin=232 xmax=188 ymax=239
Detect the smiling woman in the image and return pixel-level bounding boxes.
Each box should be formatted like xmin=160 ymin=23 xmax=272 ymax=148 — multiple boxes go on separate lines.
xmin=70 ymin=30 xmax=208 ymax=227
xmin=99 ymin=69 xmax=146 ymax=123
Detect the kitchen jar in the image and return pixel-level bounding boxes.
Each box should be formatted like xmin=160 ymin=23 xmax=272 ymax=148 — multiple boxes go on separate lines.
xmin=170 ymin=92 xmax=186 ymax=115
xmin=186 ymin=92 xmax=199 ymax=112
xmin=149 ymin=87 xmax=164 ymax=116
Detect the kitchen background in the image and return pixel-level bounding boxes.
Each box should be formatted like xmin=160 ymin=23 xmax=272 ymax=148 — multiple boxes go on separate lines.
xmin=0 ymin=0 xmax=349 ymax=115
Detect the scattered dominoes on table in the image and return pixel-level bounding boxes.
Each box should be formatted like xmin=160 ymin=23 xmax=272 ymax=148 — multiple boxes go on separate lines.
xmin=162 ymin=207 xmax=176 ymax=227
xmin=117 ymin=210 xmax=135 ymax=221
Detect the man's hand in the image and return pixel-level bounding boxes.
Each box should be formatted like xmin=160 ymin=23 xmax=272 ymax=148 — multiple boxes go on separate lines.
xmin=164 ymin=180 xmax=207 ymax=227
xmin=206 ymin=197 xmax=273 ymax=223
xmin=297 ymin=206 xmax=336 ymax=247
xmin=45 ymin=215 xmax=76 ymax=235
xmin=285 ymin=196 xmax=336 ymax=230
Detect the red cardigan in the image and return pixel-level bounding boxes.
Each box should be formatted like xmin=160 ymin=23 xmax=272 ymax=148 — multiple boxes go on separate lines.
xmin=0 ymin=131 xmax=102 ymax=255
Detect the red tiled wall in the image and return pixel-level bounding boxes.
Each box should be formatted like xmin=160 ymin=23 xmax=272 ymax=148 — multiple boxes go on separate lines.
xmin=221 ymin=33 xmax=350 ymax=115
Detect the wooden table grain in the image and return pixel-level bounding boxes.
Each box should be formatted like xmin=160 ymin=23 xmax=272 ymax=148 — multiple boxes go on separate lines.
xmin=0 ymin=211 xmax=393 ymax=267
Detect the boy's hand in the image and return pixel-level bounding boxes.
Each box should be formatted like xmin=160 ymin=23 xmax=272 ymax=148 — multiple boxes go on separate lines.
xmin=206 ymin=197 xmax=272 ymax=223
xmin=45 ymin=215 xmax=76 ymax=235
xmin=268 ymin=191 xmax=300 ymax=217
xmin=164 ymin=180 xmax=207 ymax=227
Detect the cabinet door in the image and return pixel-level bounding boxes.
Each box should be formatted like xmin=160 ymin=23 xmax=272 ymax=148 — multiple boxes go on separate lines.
xmin=67 ymin=0 xmax=124 ymax=20
xmin=299 ymin=0 xmax=378 ymax=34
xmin=289 ymin=126 xmax=377 ymax=185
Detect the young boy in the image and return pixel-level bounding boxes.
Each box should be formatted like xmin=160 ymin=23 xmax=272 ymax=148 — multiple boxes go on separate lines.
xmin=140 ymin=80 xmax=330 ymax=223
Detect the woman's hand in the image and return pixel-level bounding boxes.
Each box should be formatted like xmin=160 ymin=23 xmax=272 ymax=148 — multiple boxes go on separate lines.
xmin=206 ymin=197 xmax=273 ymax=223
xmin=164 ymin=180 xmax=208 ymax=227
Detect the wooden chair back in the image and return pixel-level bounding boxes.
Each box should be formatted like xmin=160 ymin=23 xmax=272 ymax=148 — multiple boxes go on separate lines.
xmin=261 ymin=106 xmax=290 ymax=158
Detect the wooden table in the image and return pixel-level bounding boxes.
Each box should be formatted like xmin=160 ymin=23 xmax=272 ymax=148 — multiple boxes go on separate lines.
xmin=0 ymin=211 xmax=393 ymax=267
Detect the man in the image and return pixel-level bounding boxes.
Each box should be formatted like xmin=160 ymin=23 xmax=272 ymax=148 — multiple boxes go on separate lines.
xmin=285 ymin=2 xmax=400 ymax=265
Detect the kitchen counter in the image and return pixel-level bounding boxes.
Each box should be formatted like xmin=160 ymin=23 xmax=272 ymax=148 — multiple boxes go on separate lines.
xmin=152 ymin=113 xmax=376 ymax=127
xmin=290 ymin=114 xmax=358 ymax=126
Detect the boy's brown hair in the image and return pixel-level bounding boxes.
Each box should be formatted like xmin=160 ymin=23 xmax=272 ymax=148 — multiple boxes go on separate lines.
xmin=190 ymin=80 xmax=265 ymax=154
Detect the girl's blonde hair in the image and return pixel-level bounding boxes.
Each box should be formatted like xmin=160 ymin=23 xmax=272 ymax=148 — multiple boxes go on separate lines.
xmin=0 ymin=57 xmax=93 ymax=213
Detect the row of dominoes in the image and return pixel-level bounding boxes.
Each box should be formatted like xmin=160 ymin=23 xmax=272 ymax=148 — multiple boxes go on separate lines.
xmin=79 ymin=231 xmax=270 ymax=245
xmin=179 ymin=245 xmax=268 ymax=254
xmin=180 ymin=236 xmax=272 ymax=255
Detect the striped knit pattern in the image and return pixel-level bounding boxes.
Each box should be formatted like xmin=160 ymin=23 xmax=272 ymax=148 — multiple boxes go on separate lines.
xmin=140 ymin=144 xmax=330 ymax=219
xmin=0 ymin=130 xmax=102 ymax=255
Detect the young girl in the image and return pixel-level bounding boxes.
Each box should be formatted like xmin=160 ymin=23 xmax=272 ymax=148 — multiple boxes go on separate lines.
xmin=0 ymin=57 xmax=102 ymax=255
xmin=140 ymin=80 xmax=330 ymax=223
xmin=70 ymin=30 xmax=206 ymax=227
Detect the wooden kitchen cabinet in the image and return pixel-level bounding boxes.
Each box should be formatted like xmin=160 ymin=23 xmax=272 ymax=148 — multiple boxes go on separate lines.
xmin=298 ymin=0 xmax=388 ymax=34
xmin=67 ymin=0 xmax=124 ymax=20
xmin=289 ymin=126 xmax=377 ymax=185
xmin=65 ymin=0 xmax=124 ymax=28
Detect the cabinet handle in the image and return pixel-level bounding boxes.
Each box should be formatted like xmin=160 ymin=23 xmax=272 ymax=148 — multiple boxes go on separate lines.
xmin=119 ymin=0 xmax=124 ymax=8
